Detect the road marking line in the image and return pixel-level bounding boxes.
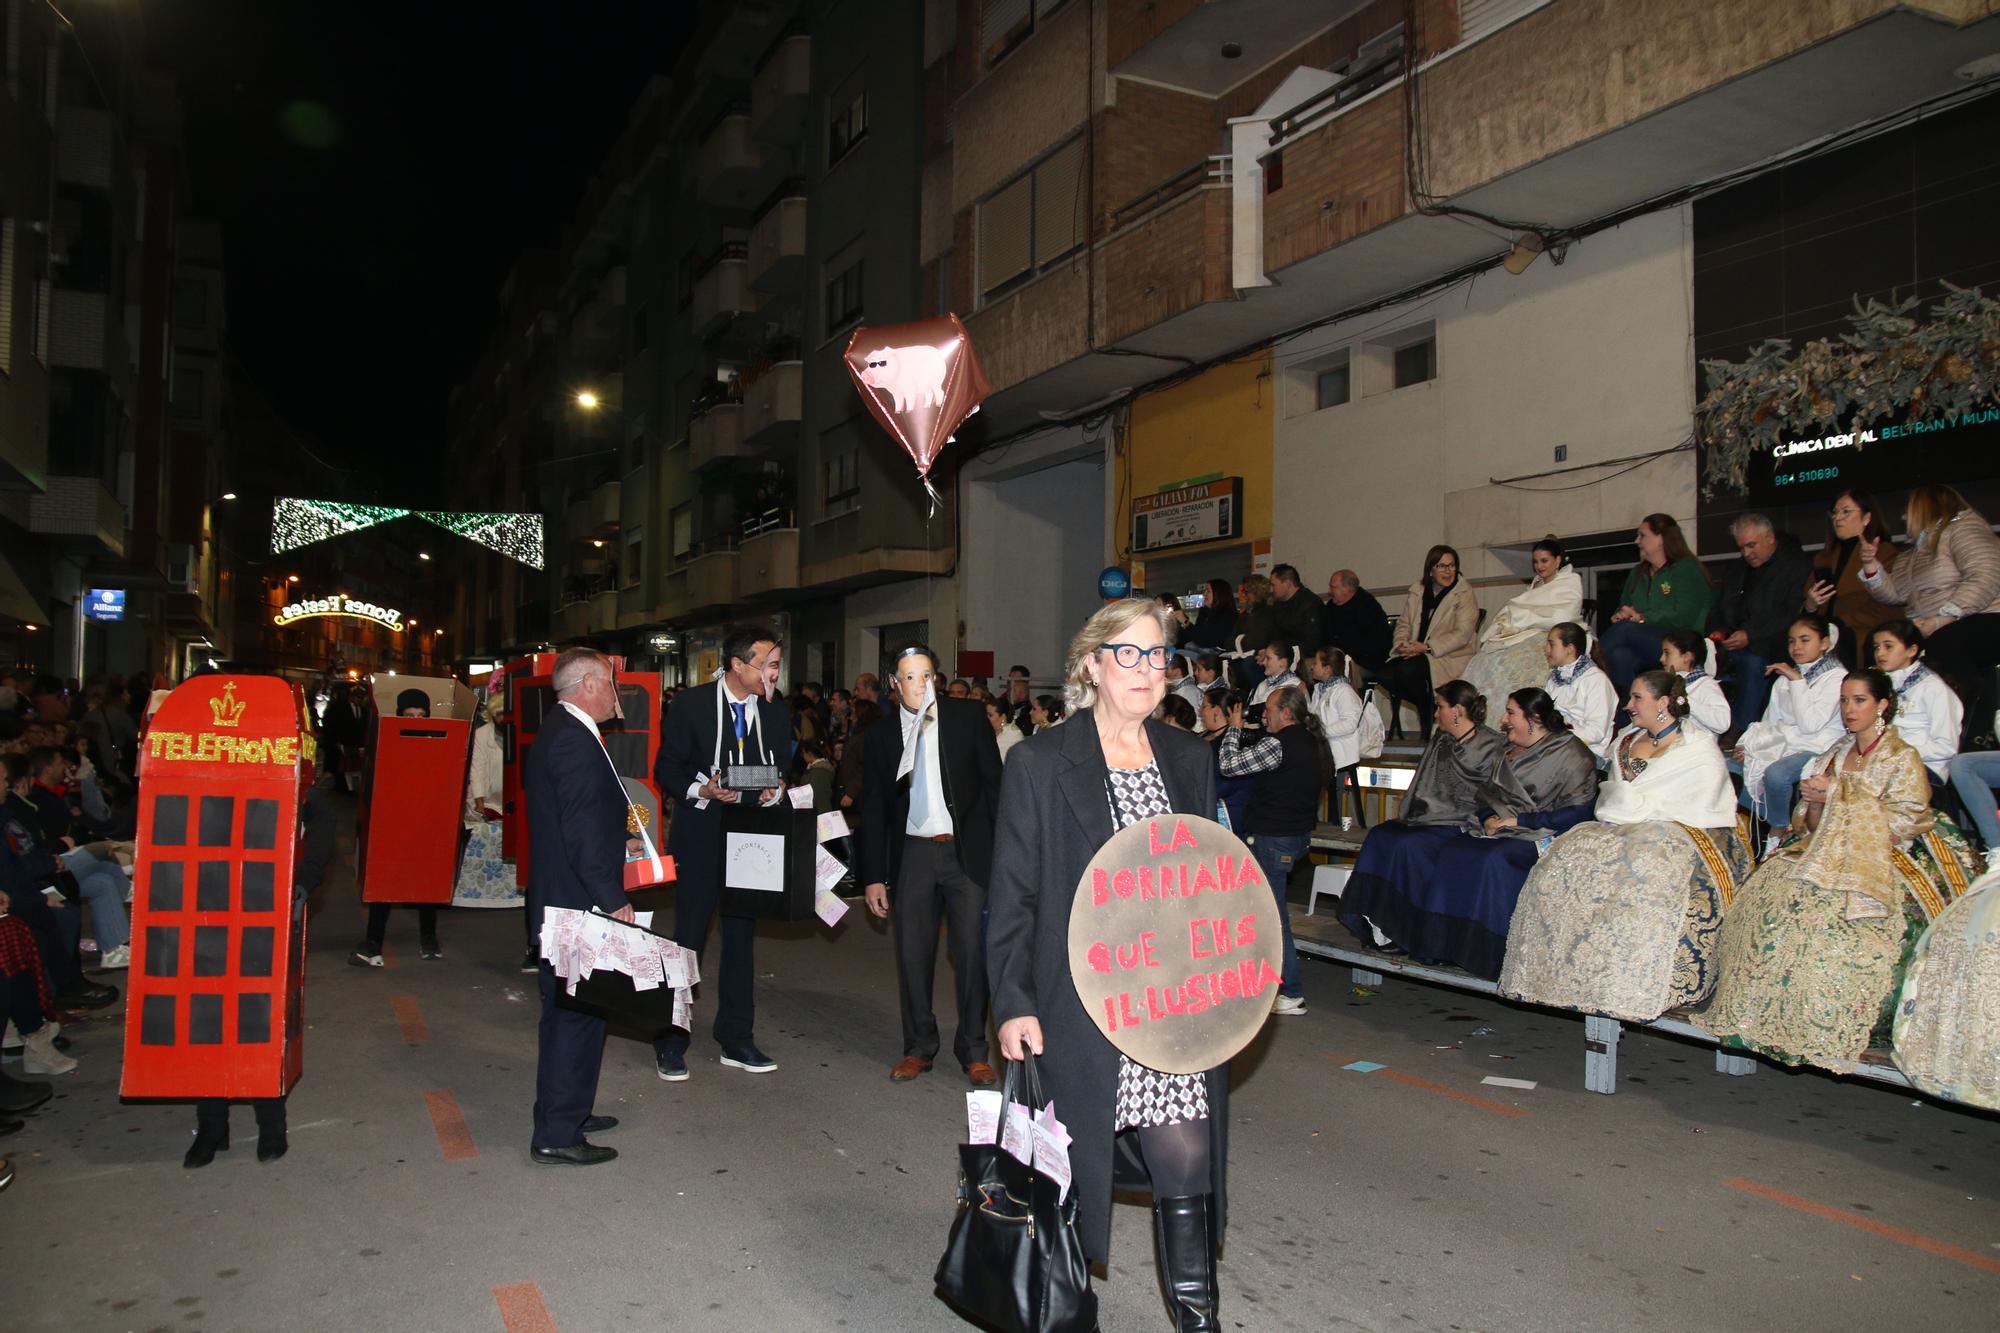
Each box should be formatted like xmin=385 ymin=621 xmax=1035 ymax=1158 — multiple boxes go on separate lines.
xmin=1378 ymin=1068 xmax=1528 ymax=1118
xmin=1723 ymin=1177 xmax=2000 ymax=1275
xmin=493 ymin=1280 xmax=558 ymax=1333
xmin=392 ymin=995 xmax=428 ymax=1043
xmin=425 ymin=1088 xmax=478 ymax=1161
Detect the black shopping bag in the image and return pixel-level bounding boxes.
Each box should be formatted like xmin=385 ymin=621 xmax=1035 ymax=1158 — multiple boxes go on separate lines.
xmin=933 ymin=1054 xmax=1096 ymax=1333
xmin=718 ymin=802 xmax=816 ymax=920
xmin=552 ymin=913 xmax=684 ymax=1029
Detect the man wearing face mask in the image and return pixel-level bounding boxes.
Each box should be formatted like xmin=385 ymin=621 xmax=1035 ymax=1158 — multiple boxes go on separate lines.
xmin=857 ymin=643 xmax=1004 ymax=1086
xmin=651 ymin=623 xmax=792 ymax=1082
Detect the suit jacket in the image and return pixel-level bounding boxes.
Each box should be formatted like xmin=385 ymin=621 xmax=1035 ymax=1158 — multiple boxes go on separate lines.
xmin=856 ymin=696 xmax=1003 ymax=889
xmin=1707 ymin=535 xmax=1814 ymax=660
xmin=655 ymin=680 xmax=795 ymax=886
xmin=523 ymin=703 xmax=629 ymax=934
xmin=985 ymin=709 xmax=1224 ymax=1264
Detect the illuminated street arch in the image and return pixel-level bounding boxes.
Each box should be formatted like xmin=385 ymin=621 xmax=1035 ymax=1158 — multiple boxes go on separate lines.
xmin=274 ymin=593 xmax=405 ymax=631
xmin=271 ymin=498 xmax=545 ymax=569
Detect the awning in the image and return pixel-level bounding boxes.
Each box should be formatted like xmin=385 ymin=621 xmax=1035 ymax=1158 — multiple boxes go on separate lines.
xmin=0 ymin=553 xmax=51 ymax=626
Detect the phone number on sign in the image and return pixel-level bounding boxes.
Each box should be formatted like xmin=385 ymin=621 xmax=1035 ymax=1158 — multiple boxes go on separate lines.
xmin=1774 ymin=466 xmax=1841 ymax=487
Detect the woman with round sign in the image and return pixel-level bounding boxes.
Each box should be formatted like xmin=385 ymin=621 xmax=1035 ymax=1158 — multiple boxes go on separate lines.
xmin=989 ymin=597 xmax=1236 ymax=1331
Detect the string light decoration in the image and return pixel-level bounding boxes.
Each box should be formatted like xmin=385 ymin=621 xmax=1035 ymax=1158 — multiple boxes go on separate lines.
xmin=270 ymin=498 xmax=545 ymax=569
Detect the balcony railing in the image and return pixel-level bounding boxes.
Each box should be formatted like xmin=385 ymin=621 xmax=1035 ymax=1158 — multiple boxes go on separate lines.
xmin=1110 ymin=155 xmax=1232 ymax=230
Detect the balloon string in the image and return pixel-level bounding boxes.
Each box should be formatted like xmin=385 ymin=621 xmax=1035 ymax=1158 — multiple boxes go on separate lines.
xmin=924 ymin=476 xmax=941 ymax=518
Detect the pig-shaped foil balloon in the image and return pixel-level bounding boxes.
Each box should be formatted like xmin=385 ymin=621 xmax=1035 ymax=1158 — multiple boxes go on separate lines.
xmin=844 ymin=315 xmax=990 ymax=506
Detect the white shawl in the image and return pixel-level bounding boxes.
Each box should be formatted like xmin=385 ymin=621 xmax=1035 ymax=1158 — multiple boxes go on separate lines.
xmin=1595 ymin=728 xmax=1738 ymax=828
xmin=1478 ymin=565 xmax=1584 ymax=650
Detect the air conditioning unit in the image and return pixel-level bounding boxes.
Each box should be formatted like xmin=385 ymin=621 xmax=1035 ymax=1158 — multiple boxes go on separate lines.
xmin=165 ymin=543 xmax=198 ymax=592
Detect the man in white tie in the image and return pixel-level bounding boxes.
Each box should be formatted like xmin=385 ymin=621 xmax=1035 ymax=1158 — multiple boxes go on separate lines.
xmin=858 ymin=643 xmax=1004 ymax=1086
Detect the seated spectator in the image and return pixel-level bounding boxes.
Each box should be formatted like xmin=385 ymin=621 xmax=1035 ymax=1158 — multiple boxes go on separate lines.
xmin=1948 ymin=751 xmax=2000 ymax=852
xmin=1029 ymin=694 xmax=1066 ymax=730
xmin=1499 ymin=670 xmax=1750 ymax=1021
xmin=1461 ymin=537 xmax=1583 ymax=721
xmin=1702 ymin=669 xmax=1977 ymax=1072
xmin=1805 ymin=488 xmax=1899 ymax=666
xmin=10 ymin=748 xmax=130 ymax=973
xmin=1218 ymin=684 xmax=1323 ymax=1015
xmin=1708 ymin=513 xmax=1814 ymax=736
xmin=1377 ymin=545 xmax=1479 ymax=742
xmin=1345 ymin=688 xmax=1597 ymax=977
xmin=1659 ymin=629 xmax=1731 ymax=738
xmin=1321 ymin=570 xmax=1392 ymax=672
xmin=1267 ymin=563 xmax=1322 ymax=659
xmin=1158 ymin=593 xmax=1190 ymax=645
xmin=1190 ymin=653 xmax=1224 ymax=698
xmin=1860 ymin=484 xmax=2000 ymax=748
xmin=985 ymin=697 xmax=1024 ymax=762
xmin=1180 ymin=579 xmax=1238 ymax=652
xmin=1154 ymin=695 xmax=1198 ymax=732
xmin=1165 ymin=654 xmax=1203 ymax=712
xmin=1895 ymin=860 xmax=2000 ymax=1109
xmin=1734 ymin=615 xmax=1845 ymax=832
xmin=0 ymin=756 xmax=115 ymax=1012
xmin=1305 ymin=648 xmax=1367 ymax=774
xmin=0 ymin=889 xmax=73 ymax=1076
xmin=1600 ymin=513 xmax=1713 ymax=695
xmin=1229 ymin=576 xmax=1277 ymax=691
xmin=1871 ymin=619 xmax=1962 ymax=788
xmin=1247 ymin=641 xmax=1301 ymax=708
xmin=1543 ymin=622 xmax=1619 ymax=764
xmin=1340 ymin=680 xmax=1508 ymax=948
xmin=1198 ymin=687 xmax=1255 ymax=834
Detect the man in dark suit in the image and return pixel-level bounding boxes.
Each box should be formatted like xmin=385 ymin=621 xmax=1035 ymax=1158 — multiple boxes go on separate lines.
xmin=652 ymin=623 xmax=793 ymax=1082
xmin=525 ymin=648 xmax=633 ymax=1166
xmin=858 ymin=643 xmax=1004 ymax=1086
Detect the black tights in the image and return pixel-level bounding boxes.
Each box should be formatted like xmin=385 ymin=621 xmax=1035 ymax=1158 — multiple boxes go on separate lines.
xmin=1138 ymin=1119 xmax=1212 ymax=1198
xmin=366 ymin=902 xmax=439 ymax=946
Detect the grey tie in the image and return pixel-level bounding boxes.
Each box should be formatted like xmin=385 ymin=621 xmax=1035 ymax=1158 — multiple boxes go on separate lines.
xmin=908 ymin=718 xmax=929 ymax=827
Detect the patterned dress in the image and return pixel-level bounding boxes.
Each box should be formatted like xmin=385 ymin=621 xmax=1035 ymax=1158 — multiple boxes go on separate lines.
xmin=1108 ymin=762 xmax=1211 ymax=1129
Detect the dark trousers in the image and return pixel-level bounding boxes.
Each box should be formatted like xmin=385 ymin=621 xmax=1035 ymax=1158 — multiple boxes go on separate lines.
xmin=1724 ymin=649 xmax=1772 ymax=736
xmin=365 ymin=901 xmax=439 ymax=946
xmin=14 ymin=891 xmax=82 ymax=991
xmin=4 ymin=969 xmax=46 ymax=1034
xmin=1376 ymin=655 xmax=1435 ymax=740
xmin=196 ymin=1096 xmax=286 ymax=1139
xmin=1601 ymin=621 xmax=1669 ymax=697
xmin=534 ymin=961 xmax=605 ymax=1148
xmin=654 ymin=871 xmax=755 ymax=1056
xmin=893 ymin=835 xmax=989 ymax=1066
xmin=1926 ymin=613 xmax=2000 ymax=744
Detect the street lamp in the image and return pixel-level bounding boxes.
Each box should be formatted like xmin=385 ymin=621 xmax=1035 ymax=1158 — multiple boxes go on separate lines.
xmin=287 ymin=574 xmax=300 ymax=584
xmin=575 ymin=390 xmax=600 ymax=411
xmin=221 ymin=492 xmax=238 ymax=501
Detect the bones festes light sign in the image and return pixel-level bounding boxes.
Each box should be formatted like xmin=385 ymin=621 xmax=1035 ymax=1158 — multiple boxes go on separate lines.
xmin=274 ymin=593 xmax=404 ymax=632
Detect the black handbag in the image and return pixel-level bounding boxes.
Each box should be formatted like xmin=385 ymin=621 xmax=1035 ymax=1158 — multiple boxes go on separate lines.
xmin=933 ymin=1054 xmax=1097 ymax=1333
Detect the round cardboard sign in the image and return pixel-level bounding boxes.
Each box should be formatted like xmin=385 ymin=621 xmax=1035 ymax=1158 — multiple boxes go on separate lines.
xmin=1066 ymin=813 xmax=1282 ymax=1075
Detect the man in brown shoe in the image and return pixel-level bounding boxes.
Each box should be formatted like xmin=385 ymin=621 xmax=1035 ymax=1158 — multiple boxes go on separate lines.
xmin=860 ymin=644 xmax=1003 ymax=1087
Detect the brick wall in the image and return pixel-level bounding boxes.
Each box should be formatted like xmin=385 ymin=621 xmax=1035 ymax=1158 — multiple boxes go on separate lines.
xmin=964 ymin=261 xmax=1091 ymax=390
xmin=1096 ymin=82 xmax=1223 ymax=230
xmin=1104 ymin=0 xmax=1204 ymax=68
xmin=952 ymin=0 xmax=1093 ymax=210
xmin=1097 ymin=188 xmax=1233 ymax=345
xmin=1262 ymin=90 xmax=1407 ymax=275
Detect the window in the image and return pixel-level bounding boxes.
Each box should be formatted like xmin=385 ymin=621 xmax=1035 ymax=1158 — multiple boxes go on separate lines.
xmin=983 ymin=0 xmax=1069 ymax=69
xmin=829 ymin=90 xmax=868 ymax=166
xmin=976 ymin=135 xmax=1085 ymax=302
xmin=825 ymin=256 xmax=864 ymax=338
xmin=172 ymin=365 xmax=204 ymax=417
xmin=822 ymin=446 xmax=860 ymax=517
xmin=173 ymin=277 xmax=208 ymax=330
xmin=1393 ymin=338 xmax=1435 ymax=388
xmin=670 ymin=504 xmax=693 ymax=560
xmin=1315 ymin=358 xmax=1350 ymax=410
xmin=624 ymin=527 xmax=643 ymax=588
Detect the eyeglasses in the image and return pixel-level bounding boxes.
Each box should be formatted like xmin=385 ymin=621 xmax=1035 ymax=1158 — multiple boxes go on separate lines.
xmin=1101 ymin=643 xmax=1171 ymax=670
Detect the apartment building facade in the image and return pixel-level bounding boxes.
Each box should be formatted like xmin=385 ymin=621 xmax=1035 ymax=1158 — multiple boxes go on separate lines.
xmin=943 ymin=0 xmax=2000 ymax=657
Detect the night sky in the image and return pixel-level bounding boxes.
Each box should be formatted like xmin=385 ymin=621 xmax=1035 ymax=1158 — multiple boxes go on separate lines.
xmin=151 ymin=3 xmax=695 ymax=501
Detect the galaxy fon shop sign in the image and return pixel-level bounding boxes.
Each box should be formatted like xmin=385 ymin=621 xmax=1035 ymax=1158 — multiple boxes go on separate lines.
xmin=1066 ymin=814 xmax=1282 ymax=1075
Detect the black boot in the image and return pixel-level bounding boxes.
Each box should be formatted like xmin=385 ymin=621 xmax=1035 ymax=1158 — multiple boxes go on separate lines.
xmin=185 ymin=1101 xmax=230 ymax=1169
xmin=253 ymin=1097 xmax=288 ymax=1162
xmin=0 ymin=1069 xmax=52 ymax=1115
xmin=1152 ymin=1194 xmax=1219 ymax=1332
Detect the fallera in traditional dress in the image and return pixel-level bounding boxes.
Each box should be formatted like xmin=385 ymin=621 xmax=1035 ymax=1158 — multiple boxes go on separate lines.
xmin=1459 ymin=566 xmax=1583 ymax=722
xmin=1699 ymin=729 xmax=1976 ymax=1071
xmin=1894 ymin=863 xmax=2000 ymax=1109
xmin=1499 ymin=727 xmax=1750 ymax=1021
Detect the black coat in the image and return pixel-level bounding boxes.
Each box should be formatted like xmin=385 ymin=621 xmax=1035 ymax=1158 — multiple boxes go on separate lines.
xmin=1707 ymin=535 xmax=1814 ymax=661
xmin=986 ymin=710 xmax=1225 ymax=1263
xmin=1271 ymin=589 xmax=1323 ymax=657
xmin=655 ymin=681 xmax=795 ymax=889
xmin=1322 ymin=586 xmax=1392 ymax=669
xmin=523 ymin=704 xmax=630 ymax=935
xmin=855 ymin=697 xmax=1003 ymax=889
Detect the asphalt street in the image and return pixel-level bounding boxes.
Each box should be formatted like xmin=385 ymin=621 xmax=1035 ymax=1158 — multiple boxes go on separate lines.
xmin=6 ymin=806 xmax=1998 ymax=1332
